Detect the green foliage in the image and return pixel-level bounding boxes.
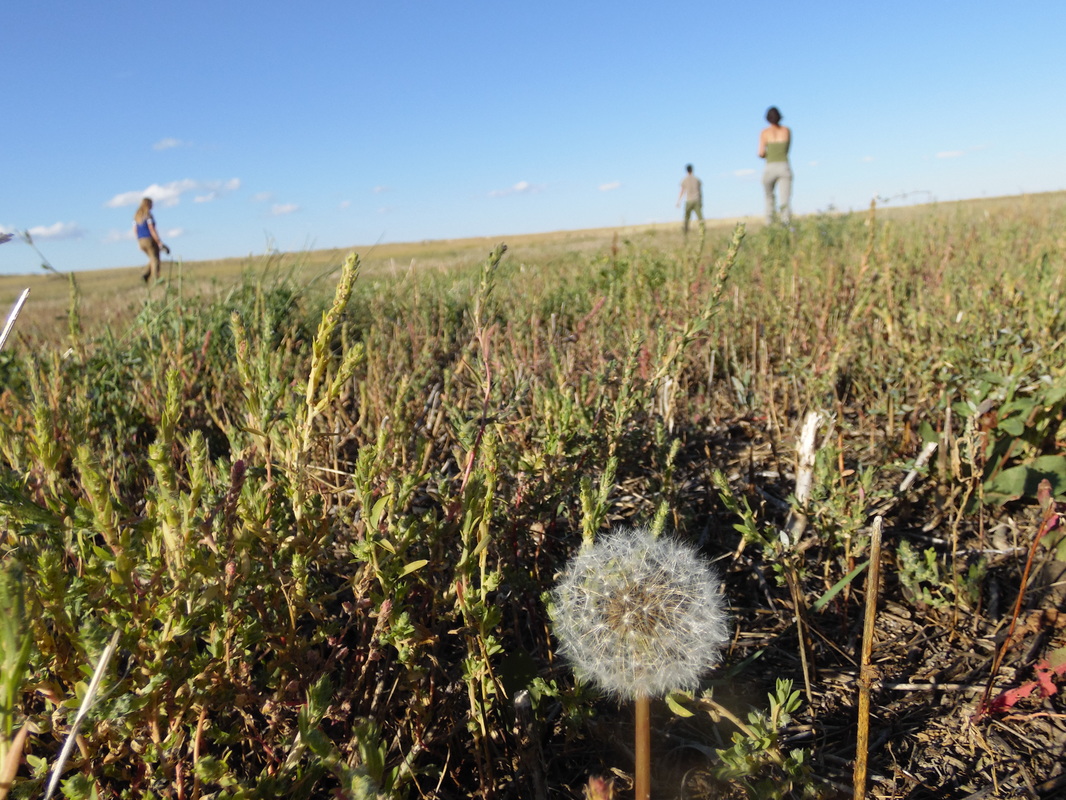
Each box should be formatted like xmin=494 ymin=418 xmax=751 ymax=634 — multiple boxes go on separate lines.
xmin=712 ymin=679 xmax=821 ymax=799
xmin=0 ymin=196 xmax=1065 ymax=796
xmin=896 ymin=540 xmax=986 ymax=610
xmin=0 ymin=563 xmax=32 ymax=752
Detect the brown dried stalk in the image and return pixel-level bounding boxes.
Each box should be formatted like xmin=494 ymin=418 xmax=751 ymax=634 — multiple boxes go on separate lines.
xmin=853 ymin=516 xmax=883 ymax=800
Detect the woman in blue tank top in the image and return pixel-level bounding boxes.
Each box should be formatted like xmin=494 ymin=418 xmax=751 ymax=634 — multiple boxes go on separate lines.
xmin=133 ymin=197 xmax=170 ymax=282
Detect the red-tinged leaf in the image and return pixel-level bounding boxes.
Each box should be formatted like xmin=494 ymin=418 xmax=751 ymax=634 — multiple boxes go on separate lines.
xmin=985 ymin=659 xmax=1066 ymax=716
xmin=1035 ymin=664 xmax=1058 ymax=698
xmin=988 ymin=681 xmax=1038 ymax=714
xmin=1034 ymin=657 xmax=1066 ymax=698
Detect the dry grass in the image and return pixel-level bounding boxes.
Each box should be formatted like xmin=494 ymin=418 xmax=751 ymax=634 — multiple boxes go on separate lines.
xmin=4 ymin=189 xmax=1062 ymax=346
xmin=2 ymin=189 xmax=1066 ymax=798
xmin=0 ymin=216 xmax=757 ymax=344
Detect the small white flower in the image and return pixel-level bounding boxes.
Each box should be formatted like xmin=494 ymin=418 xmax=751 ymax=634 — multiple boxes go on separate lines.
xmin=551 ymin=525 xmax=729 ymax=700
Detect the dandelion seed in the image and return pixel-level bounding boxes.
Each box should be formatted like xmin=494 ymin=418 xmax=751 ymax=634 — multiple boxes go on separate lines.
xmin=551 ymin=525 xmax=730 ymax=800
xmin=551 ymin=524 xmax=729 ymax=699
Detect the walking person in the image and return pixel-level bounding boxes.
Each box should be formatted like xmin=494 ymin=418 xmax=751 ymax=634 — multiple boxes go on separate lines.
xmin=676 ymin=164 xmax=704 ymax=237
xmin=758 ymin=107 xmax=792 ymax=226
xmin=134 ymin=197 xmax=169 ymax=282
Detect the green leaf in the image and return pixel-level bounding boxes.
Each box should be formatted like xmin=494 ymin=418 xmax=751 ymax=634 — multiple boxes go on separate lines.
xmin=918 ymin=421 xmax=938 ymax=443
xmin=60 ymin=772 xmax=98 ymax=800
xmin=400 ymin=559 xmax=429 ymax=577
xmin=665 ymin=691 xmax=694 ymax=717
xmin=983 ymin=455 xmax=1066 ymax=504
xmin=195 ymin=755 xmax=230 ymax=784
xmin=368 ymin=496 xmax=389 ymax=529
xmin=812 ymin=560 xmax=870 ymax=613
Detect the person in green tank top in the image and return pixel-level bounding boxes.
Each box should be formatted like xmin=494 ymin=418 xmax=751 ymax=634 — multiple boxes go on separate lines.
xmin=676 ymin=164 xmax=704 ymax=237
xmin=758 ymin=106 xmax=792 ymax=226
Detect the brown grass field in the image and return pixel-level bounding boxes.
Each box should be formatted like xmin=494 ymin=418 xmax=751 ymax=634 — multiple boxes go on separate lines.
xmin=0 ymin=217 xmax=750 ymax=344
xmin=2 ymin=189 xmax=1066 ymax=798
xmin=4 ymin=191 xmax=1046 ymax=347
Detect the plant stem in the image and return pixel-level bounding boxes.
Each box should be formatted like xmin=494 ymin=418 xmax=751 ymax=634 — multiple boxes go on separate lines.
xmin=854 ymin=516 xmax=883 ymax=800
xmin=634 ymin=695 xmax=651 ymax=800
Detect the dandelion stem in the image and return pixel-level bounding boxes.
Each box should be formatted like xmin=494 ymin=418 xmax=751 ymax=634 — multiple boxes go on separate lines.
xmin=634 ymin=694 xmax=651 ymax=800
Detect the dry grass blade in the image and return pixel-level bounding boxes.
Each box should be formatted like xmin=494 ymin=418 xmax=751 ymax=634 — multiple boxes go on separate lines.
xmin=786 ymin=410 xmax=823 ymax=703
xmin=0 ymin=722 xmax=36 ymax=800
xmin=42 ymin=630 xmax=120 ymax=800
xmin=898 ymin=440 xmax=938 ymax=493
xmin=0 ymin=289 xmax=29 ymax=353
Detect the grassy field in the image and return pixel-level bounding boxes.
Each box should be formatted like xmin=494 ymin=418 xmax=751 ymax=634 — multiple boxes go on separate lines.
xmin=1 ymin=192 xmax=1065 ymax=799
xmin=0 ymin=217 xmax=753 ymax=344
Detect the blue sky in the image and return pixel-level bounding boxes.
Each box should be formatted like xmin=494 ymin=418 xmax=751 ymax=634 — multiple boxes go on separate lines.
xmin=2 ymin=1 xmax=1064 ymax=275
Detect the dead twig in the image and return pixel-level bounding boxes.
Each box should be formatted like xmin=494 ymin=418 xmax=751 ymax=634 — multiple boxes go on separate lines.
xmin=853 ymin=516 xmax=883 ymax=800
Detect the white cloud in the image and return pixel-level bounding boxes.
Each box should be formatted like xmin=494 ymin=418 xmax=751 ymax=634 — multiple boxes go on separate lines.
xmin=861 ymin=156 xmax=875 ymax=163
xmin=936 ymin=150 xmax=964 ymax=159
xmin=164 ymin=228 xmax=184 ymax=239
xmin=251 ymin=191 xmax=274 ymax=203
xmin=153 ymin=138 xmax=189 ymax=151
xmin=489 ymin=180 xmax=540 ymax=198
xmin=104 ymin=228 xmax=135 ymax=243
xmin=107 ymin=179 xmax=197 ymax=208
xmin=373 ymin=185 xmax=389 ymax=194
xmin=195 ymin=178 xmax=241 ymax=202
xmin=808 ymin=161 xmax=819 ymax=167
xmin=733 ymin=169 xmax=756 ymax=178
xmin=106 ymin=178 xmax=241 ymax=208
xmin=339 ymin=200 xmax=352 ymax=209
xmin=27 ymin=221 xmax=85 ymax=241
xmin=599 ymin=181 xmax=622 ymax=192
xmin=270 ymin=204 xmax=300 ymax=216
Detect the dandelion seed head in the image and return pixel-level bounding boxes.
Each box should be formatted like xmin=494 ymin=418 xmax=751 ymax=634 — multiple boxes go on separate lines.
xmin=551 ymin=525 xmax=729 ymax=700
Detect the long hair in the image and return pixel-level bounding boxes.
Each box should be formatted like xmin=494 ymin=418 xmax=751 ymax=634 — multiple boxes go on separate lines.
xmin=134 ymin=197 xmax=153 ymax=223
